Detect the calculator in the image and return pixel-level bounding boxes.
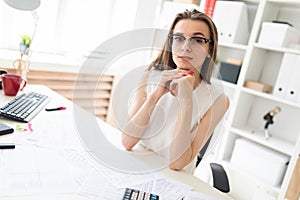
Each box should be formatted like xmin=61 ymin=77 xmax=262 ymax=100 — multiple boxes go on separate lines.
xmin=122 ymin=188 xmax=159 ymax=200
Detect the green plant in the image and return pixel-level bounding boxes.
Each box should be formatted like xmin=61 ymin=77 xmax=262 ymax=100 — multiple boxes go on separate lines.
xmin=20 ymin=35 xmax=31 ymax=47
xmin=19 ymin=35 xmax=32 ymax=56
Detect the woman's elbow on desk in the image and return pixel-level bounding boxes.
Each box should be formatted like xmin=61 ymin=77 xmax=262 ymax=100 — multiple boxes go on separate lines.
xmin=121 ymin=136 xmax=133 ymax=151
xmin=169 ymin=163 xmax=180 ymax=171
xmin=169 ymin=163 xmax=184 ymax=171
xmin=122 ymin=143 xmax=133 ymax=151
xmin=168 ymin=151 xmax=195 ymax=171
xmin=121 ymin=134 xmax=139 ymax=151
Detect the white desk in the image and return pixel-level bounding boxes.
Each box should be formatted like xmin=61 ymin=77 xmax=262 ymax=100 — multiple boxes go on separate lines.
xmin=0 ymin=85 xmax=233 ymax=200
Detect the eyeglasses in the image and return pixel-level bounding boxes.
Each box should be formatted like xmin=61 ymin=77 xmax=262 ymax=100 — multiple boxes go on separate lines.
xmin=168 ymin=33 xmax=213 ymax=49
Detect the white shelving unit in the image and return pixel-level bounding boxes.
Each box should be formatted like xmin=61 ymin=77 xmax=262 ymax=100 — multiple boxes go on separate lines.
xmin=157 ymin=1 xmax=300 ymax=199
xmin=213 ymin=0 xmax=300 ymax=200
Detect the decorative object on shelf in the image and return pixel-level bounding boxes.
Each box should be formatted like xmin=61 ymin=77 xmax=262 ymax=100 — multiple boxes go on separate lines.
xmin=263 ymin=107 xmax=281 ymax=140
xmin=3 ymin=0 xmax=40 ymax=80
xmin=244 ymin=80 xmax=273 ymax=93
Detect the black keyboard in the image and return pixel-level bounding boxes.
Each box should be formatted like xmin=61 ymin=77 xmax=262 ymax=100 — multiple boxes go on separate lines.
xmin=0 ymin=92 xmax=50 ymax=122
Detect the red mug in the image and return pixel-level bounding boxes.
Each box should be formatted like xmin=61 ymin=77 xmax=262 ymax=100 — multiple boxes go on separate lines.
xmin=2 ymin=74 xmax=27 ymax=96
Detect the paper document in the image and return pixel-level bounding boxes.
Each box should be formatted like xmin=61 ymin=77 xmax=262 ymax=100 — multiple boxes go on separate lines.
xmin=78 ymin=168 xmax=124 ymax=199
xmin=0 ymin=146 xmax=78 ymax=197
xmin=184 ymin=191 xmax=227 ymax=200
xmin=153 ymin=179 xmax=192 ymax=200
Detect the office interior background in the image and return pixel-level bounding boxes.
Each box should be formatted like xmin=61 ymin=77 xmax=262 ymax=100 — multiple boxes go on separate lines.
xmin=0 ymin=0 xmax=300 ymax=199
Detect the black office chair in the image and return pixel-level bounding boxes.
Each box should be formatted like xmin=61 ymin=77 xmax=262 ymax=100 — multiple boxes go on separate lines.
xmin=196 ymin=135 xmax=230 ymax=193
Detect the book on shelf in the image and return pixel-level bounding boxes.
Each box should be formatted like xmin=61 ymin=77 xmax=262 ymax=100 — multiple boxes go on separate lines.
xmin=203 ymin=0 xmax=216 ymax=18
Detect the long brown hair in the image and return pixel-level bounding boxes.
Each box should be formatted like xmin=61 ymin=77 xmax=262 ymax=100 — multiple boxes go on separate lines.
xmin=148 ymin=9 xmax=218 ymax=84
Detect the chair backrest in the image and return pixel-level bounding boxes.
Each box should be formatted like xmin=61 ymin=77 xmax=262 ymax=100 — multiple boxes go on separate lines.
xmin=195 ymin=133 xmax=230 ymax=193
xmin=196 ymin=134 xmax=213 ymax=167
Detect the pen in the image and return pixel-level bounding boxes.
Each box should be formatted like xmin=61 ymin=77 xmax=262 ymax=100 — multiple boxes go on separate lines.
xmin=45 ymin=107 xmax=66 ymax=111
xmin=0 ymin=143 xmax=15 ymax=149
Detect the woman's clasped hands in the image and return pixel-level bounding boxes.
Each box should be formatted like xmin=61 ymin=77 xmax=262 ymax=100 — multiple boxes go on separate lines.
xmin=154 ymin=68 xmax=196 ymax=99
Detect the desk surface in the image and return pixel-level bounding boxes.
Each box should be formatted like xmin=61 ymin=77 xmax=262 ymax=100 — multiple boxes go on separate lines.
xmin=0 ymin=85 xmax=233 ymax=200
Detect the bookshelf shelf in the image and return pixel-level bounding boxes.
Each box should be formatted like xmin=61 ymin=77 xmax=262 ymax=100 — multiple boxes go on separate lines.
xmin=253 ymin=43 xmax=300 ymax=55
xmin=241 ymin=87 xmax=300 ymax=109
xmin=230 ymin=127 xmax=294 ymax=156
xmin=219 ymin=42 xmax=248 ymax=50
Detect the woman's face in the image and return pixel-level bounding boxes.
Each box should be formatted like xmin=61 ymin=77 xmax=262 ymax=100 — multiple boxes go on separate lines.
xmin=171 ymin=19 xmax=211 ymax=73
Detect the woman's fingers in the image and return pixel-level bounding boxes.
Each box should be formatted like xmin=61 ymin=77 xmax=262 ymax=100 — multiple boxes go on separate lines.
xmin=161 ymin=72 xmax=182 ymax=88
xmin=162 ymin=69 xmax=193 ymax=83
xmin=169 ymin=72 xmax=195 ymax=97
xmin=157 ymin=69 xmax=195 ymax=97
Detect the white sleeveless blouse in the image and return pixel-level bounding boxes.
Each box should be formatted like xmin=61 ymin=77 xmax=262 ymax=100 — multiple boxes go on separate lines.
xmin=140 ymin=70 xmax=223 ymax=173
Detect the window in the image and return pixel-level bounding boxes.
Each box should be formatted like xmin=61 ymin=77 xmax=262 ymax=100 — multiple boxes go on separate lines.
xmin=0 ymin=0 xmax=60 ymax=53
xmin=0 ymin=0 xmax=140 ymax=63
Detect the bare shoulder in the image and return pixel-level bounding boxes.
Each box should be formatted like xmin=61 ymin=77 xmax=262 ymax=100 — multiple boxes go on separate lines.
xmin=214 ymin=93 xmax=230 ymax=111
xmin=139 ymin=70 xmax=150 ymax=85
xmin=134 ymin=70 xmax=151 ymax=100
xmin=222 ymin=94 xmax=230 ymax=109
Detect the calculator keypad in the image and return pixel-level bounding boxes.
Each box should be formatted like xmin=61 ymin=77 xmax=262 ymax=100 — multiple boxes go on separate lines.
xmin=122 ymin=188 xmax=159 ymax=200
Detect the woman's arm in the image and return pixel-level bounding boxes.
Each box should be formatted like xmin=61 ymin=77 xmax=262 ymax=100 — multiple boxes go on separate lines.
xmin=121 ymin=90 xmax=161 ymax=150
xmin=121 ymin=71 xmax=151 ymax=150
xmin=122 ymin=69 xmax=191 ymax=151
xmin=169 ymin=93 xmax=230 ymax=170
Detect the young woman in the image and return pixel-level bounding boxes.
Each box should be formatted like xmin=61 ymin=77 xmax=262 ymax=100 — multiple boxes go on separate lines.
xmin=121 ymin=9 xmax=230 ymax=172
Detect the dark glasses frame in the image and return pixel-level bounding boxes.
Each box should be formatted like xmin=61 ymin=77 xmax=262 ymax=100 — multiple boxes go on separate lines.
xmin=168 ymin=33 xmax=214 ymax=46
